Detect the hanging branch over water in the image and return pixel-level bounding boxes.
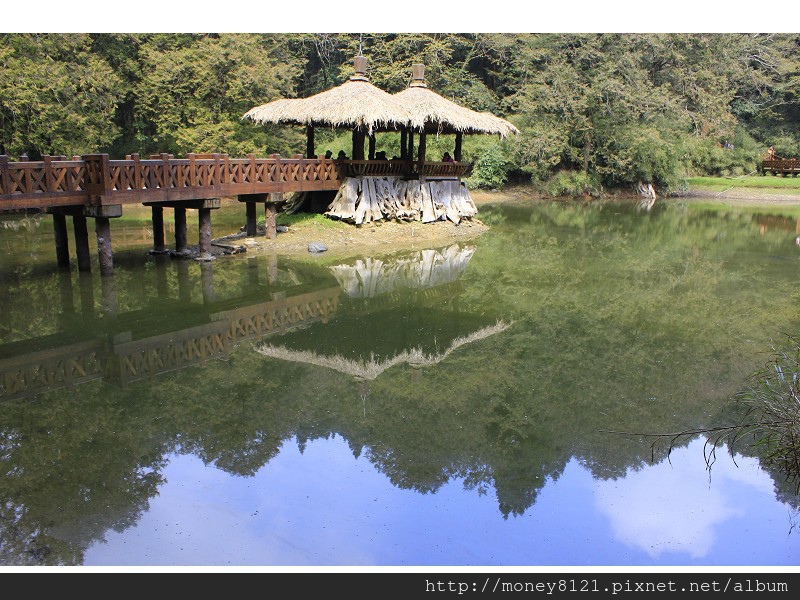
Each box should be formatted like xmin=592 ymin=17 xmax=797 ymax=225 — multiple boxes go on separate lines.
xmin=601 ymin=334 xmax=800 ymax=492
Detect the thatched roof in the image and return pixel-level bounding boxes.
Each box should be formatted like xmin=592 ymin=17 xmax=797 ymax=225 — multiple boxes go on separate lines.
xmin=393 ymin=64 xmax=519 ymax=138
xmin=243 ymin=56 xmax=421 ymax=135
xmin=242 ymin=97 xmax=307 ymax=125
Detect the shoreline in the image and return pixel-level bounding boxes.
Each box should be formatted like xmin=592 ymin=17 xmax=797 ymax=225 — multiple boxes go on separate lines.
xmin=199 ymin=184 xmax=800 ymax=261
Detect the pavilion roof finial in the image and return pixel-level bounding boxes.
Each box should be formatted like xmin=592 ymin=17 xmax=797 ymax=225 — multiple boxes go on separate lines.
xmin=410 ymin=63 xmax=427 ymax=88
xmin=351 ymin=55 xmax=369 ymax=82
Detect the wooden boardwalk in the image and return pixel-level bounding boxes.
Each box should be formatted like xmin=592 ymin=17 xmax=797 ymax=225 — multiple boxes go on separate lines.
xmin=0 ymin=153 xmax=471 ymax=211
xmin=0 ymin=152 xmax=472 ymax=275
xmin=0 ymin=153 xmax=342 ymax=211
xmin=761 ymin=158 xmax=800 ymax=176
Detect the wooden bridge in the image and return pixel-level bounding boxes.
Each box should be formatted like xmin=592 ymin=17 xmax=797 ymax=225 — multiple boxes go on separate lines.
xmin=761 ymin=158 xmax=800 ymax=176
xmin=0 ymin=152 xmax=471 ymax=275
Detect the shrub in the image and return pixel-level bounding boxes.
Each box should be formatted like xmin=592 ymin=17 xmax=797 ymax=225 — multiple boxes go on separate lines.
xmin=539 ymin=169 xmax=601 ymax=198
xmin=465 ymin=144 xmax=510 ymax=190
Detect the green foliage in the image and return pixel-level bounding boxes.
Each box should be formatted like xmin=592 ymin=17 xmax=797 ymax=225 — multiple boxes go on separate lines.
xmin=0 ymin=34 xmax=123 ymax=158
xmin=133 ymin=34 xmax=300 ymax=156
xmin=682 ymin=129 xmax=764 ymax=177
xmin=3 ymin=32 xmax=800 ymax=192
xmin=538 ymin=169 xmax=601 ymax=197
xmin=733 ymin=336 xmax=800 ymax=492
xmin=465 ymin=143 xmax=510 ymax=189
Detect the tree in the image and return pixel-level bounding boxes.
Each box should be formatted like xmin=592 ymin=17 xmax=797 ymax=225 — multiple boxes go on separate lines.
xmin=0 ymin=34 xmax=122 ymax=159
xmin=133 ymin=34 xmax=302 ymax=157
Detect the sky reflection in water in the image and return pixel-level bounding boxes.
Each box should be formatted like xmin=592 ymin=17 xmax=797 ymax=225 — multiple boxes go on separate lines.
xmin=83 ymin=436 xmax=798 ymax=567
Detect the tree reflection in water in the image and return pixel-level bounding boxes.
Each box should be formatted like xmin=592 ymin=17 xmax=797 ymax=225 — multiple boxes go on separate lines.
xmin=1 ymin=200 xmax=800 ymax=566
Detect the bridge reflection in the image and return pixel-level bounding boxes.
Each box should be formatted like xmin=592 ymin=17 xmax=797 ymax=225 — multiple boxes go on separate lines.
xmin=1 ymin=243 xmax=478 ymax=402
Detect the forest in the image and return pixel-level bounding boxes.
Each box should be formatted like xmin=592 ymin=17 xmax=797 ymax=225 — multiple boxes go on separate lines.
xmin=1 ymin=32 xmax=799 ymax=195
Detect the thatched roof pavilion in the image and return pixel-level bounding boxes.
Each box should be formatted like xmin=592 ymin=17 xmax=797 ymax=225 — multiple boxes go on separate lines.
xmin=242 ymin=56 xmax=521 ymax=226
xmin=243 ymin=56 xmax=421 ymax=160
xmin=393 ymin=63 xmax=519 ymax=162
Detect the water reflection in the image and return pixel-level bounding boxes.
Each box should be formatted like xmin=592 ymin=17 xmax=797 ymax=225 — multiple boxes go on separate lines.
xmin=1 ymin=199 xmax=800 ymax=567
xmin=78 ymin=436 xmax=797 ymax=567
xmin=1 ymin=256 xmax=342 ymax=401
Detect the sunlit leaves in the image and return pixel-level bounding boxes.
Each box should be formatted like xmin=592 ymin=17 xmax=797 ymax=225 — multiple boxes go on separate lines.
xmin=0 ymin=33 xmax=123 ymax=158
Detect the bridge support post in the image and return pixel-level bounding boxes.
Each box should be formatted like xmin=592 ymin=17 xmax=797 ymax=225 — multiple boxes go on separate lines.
xmin=53 ymin=213 xmax=71 ymax=270
xmin=177 ymin=260 xmax=191 ymax=303
xmin=245 ymin=202 xmax=257 ymax=236
xmin=95 ymin=217 xmax=113 ymax=277
xmin=198 ymin=207 xmax=213 ymax=261
xmin=150 ymin=205 xmax=168 ymax=254
xmin=57 ymin=271 xmax=75 ymax=315
xmin=174 ymin=207 xmax=188 ymax=253
xmin=200 ymin=261 xmax=216 ymax=303
xmin=74 ymin=215 xmax=92 ymax=273
xmin=100 ymin=271 xmax=118 ymax=315
xmin=267 ymin=255 xmax=278 ymax=284
xmin=78 ymin=271 xmax=94 ymax=317
xmin=264 ymin=203 xmax=277 ymax=240
xmin=247 ymin=256 xmax=259 ymax=288
xmin=154 ymin=255 xmax=169 ymax=297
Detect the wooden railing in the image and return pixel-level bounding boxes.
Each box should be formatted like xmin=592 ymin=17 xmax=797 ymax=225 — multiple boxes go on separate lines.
xmin=343 ymin=160 xmax=472 ymax=179
xmin=1 ymin=153 xmax=473 ymax=212
xmin=415 ymin=161 xmax=473 ymax=178
xmin=0 ymin=153 xmax=345 ymax=211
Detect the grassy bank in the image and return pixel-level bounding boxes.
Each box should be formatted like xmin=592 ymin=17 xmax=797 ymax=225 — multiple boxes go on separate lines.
xmin=686 ymin=175 xmax=800 ymax=194
xmin=670 ymin=175 xmax=800 ymax=216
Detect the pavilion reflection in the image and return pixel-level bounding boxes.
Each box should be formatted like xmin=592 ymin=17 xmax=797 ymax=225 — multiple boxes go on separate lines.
xmin=1 ymin=242 xmax=487 ymax=402
xmin=256 ymin=242 xmax=509 ymax=380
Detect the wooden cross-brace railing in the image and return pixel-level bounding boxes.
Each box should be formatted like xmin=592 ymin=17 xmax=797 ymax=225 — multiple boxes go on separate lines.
xmin=0 ymin=153 xmax=345 ymax=212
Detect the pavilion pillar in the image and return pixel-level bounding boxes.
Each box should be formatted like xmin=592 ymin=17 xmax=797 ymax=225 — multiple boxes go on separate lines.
xmin=74 ymin=215 xmax=91 ymax=273
xmin=368 ymin=133 xmax=376 ymax=160
xmin=306 ymin=125 xmax=315 ymax=158
xmin=53 ymin=213 xmax=70 ymax=270
xmin=95 ymin=217 xmax=114 ymax=277
xmin=198 ymin=207 xmax=213 ymax=260
xmin=400 ymin=129 xmax=408 ymax=160
xmin=454 ymin=133 xmax=463 ymax=162
xmin=174 ymin=206 xmax=188 ymax=253
xmin=352 ymin=129 xmax=365 ymax=160
xmin=417 ymin=132 xmax=427 ymax=177
xmin=407 ymin=131 xmax=414 ymax=163
xmin=245 ymin=201 xmax=257 ymax=236
xmin=150 ymin=205 xmax=167 ymax=254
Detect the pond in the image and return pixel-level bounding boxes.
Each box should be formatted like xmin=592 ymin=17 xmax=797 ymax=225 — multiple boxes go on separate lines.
xmin=1 ymin=196 xmax=799 ymax=570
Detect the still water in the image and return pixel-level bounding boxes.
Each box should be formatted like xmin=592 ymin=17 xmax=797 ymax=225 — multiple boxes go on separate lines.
xmin=1 ymin=197 xmax=799 ymax=569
